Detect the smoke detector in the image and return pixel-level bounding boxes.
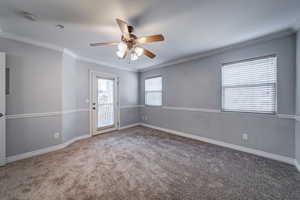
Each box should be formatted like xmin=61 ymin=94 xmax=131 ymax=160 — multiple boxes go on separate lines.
xmin=56 ymin=24 xmax=64 ymax=30
xmin=20 ymin=11 xmax=37 ymax=21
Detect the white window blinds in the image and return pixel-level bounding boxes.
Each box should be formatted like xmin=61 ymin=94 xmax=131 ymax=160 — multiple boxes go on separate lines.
xmin=145 ymin=76 xmax=162 ymax=106
xmin=222 ymin=56 xmax=277 ymax=114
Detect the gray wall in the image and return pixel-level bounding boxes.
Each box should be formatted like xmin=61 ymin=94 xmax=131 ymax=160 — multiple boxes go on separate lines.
xmin=1 ymin=37 xmax=139 ymax=157
xmin=140 ymin=34 xmax=296 ymax=158
xmin=296 ymin=31 xmax=300 ymax=163
xmin=0 ymin=38 xmax=63 ymax=156
xmin=61 ymin=52 xmax=83 ymax=142
xmin=1 ymin=38 xmax=63 ymax=115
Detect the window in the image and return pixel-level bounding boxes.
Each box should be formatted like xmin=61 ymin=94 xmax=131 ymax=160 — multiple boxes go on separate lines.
xmin=222 ymin=56 xmax=277 ymax=114
xmin=145 ymin=76 xmax=162 ymax=106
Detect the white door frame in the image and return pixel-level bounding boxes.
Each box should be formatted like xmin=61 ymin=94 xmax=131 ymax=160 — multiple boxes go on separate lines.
xmin=0 ymin=52 xmax=6 ymax=166
xmin=89 ymin=70 xmax=120 ymax=136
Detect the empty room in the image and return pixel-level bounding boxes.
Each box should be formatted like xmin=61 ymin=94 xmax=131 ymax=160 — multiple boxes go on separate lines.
xmin=1 ymin=0 xmax=300 ymax=199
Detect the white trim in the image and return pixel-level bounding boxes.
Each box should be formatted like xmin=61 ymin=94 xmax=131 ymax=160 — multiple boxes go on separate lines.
xmin=0 ymin=32 xmax=137 ymax=72
xmin=118 ymin=78 xmax=121 ymax=130
xmin=63 ymin=49 xmax=77 ymax=59
xmin=89 ymin=70 xmax=93 ymax=137
xmin=163 ymin=106 xmax=221 ymax=113
xmin=6 ymin=134 xmax=91 ymax=163
xmin=295 ymin=159 xmax=300 ymax=172
xmin=120 ymin=105 xmax=143 ymax=109
xmin=63 ymin=108 xmax=89 ymax=114
xmin=93 ymin=127 xmax=118 ymax=135
xmin=6 ymin=111 xmax=62 ymax=119
xmin=0 ymin=52 xmax=5 ymax=166
xmin=295 ymin=115 xmax=300 ymax=122
xmin=0 ymin=32 xmax=63 ymax=52
xmin=277 ymin=114 xmax=296 ymax=120
xmin=119 ymin=123 xmax=141 ymax=130
xmin=0 ymin=157 xmax=5 ymax=166
xmin=140 ymin=123 xmax=295 ymax=165
xmin=6 ymin=109 xmax=89 ymax=119
xmin=142 ymin=105 xmax=296 ymax=119
xmin=139 ymin=29 xmax=295 ymax=72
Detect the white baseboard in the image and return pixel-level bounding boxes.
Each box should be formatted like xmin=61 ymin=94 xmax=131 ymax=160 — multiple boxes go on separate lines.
xmin=0 ymin=158 xmax=5 ymax=166
xmin=6 ymin=134 xmax=91 ymax=163
xmin=140 ymin=123 xmax=295 ymax=166
xmin=119 ymin=123 xmax=141 ymax=130
xmin=295 ymin=159 xmax=300 ymax=172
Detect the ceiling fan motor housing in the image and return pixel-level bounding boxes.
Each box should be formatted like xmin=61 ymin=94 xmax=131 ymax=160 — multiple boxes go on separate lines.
xmin=128 ymin=25 xmax=134 ymax=33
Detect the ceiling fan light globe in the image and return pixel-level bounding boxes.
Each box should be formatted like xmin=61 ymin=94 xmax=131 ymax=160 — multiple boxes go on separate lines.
xmin=118 ymin=42 xmax=127 ymax=52
xmin=131 ymin=53 xmax=138 ymax=61
xmin=134 ymin=47 xmax=144 ymax=57
xmin=116 ymin=50 xmax=125 ymax=58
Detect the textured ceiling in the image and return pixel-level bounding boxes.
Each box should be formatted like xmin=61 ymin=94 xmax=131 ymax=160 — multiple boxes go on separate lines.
xmin=0 ymin=0 xmax=300 ymax=71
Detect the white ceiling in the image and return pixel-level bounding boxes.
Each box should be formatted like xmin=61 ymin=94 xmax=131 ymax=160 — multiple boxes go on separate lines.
xmin=0 ymin=0 xmax=300 ymax=71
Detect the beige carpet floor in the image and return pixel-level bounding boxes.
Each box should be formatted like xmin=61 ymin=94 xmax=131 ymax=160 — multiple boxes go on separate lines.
xmin=0 ymin=126 xmax=300 ymax=200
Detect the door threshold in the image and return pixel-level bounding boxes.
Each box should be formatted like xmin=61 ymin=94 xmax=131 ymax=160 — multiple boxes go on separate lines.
xmin=93 ymin=127 xmax=118 ymax=136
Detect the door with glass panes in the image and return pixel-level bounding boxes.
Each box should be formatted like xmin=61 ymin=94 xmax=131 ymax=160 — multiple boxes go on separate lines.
xmin=91 ymin=72 xmax=119 ymax=135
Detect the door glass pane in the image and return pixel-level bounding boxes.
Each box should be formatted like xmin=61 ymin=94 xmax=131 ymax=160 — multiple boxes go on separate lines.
xmin=97 ymin=78 xmax=114 ymax=128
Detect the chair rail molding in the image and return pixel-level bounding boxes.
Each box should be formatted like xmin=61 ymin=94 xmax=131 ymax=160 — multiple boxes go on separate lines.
xmin=6 ymin=109 xmax=90 ymax=119
xmin=142 ymin=105 xmax=296 ymax=120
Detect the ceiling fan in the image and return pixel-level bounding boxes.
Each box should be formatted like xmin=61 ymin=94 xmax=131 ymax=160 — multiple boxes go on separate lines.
xmin=90 ymin=18 xmax=165 ymax=61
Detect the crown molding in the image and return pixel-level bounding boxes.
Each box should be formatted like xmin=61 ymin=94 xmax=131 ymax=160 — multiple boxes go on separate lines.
xmin=139 ymin=29 xmax=296 ymax=72
xmin=0 ymin=32 xmax=64 ymax=52
xmin=63 ymin=49 xmax=77 ymax=59
xmin=0 ymin=32 xmax=138 ymax=72
xmin=76 ymin=55 xmax=138 ymax=72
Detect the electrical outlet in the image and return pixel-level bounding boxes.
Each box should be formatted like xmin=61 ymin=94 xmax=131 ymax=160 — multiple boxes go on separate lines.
xmin=242 ymin=133 xmax=248 ymax=142
xmin=54 ymin=132 xmax=60 ymax=139
xmin=144 ymin=116 xmax=148 ymax=121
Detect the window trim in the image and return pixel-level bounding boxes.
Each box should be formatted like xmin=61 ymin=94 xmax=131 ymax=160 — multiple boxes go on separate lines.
xmin=221 ymin=55 xmax=278 ymax=115
xmin=144 ymin=75 xmax=163 ymax=107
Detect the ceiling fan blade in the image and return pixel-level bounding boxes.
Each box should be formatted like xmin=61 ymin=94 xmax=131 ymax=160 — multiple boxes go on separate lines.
xmin=116 ymin=18 xmax=130 ymax=40
xmin=136 ymin=34 xmax=164 ymax=44
xmin=142 ymin=47 xmax=156 ymax=59
xmin=90 ymin=42 xmax=119 ymax=47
